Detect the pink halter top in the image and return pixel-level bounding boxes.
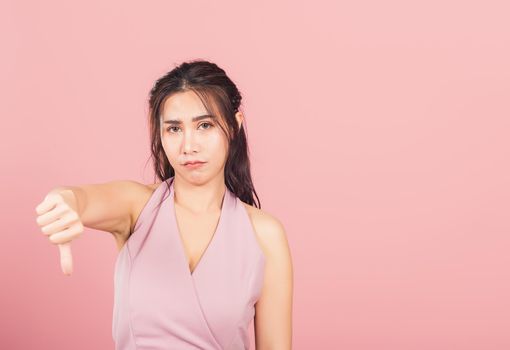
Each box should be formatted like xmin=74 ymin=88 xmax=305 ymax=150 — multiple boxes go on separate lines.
xmin=112 ymin=177 xmax=266 ymax=349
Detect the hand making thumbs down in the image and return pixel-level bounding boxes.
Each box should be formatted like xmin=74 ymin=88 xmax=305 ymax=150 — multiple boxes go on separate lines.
xmin=35 ymin=188 xmax=84 ymax=276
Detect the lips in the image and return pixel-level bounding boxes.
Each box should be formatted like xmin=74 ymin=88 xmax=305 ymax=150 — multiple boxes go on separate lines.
xmin=183 ymin=160 xmax=205 ymax=165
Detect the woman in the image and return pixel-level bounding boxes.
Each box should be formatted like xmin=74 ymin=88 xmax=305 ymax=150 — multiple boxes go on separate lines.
xmin=36 ymin=59 xmax=293 ymax=349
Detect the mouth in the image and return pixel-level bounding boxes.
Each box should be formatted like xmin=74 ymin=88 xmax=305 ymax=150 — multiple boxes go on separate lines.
xmin=183 ymin=161 xmax=206 ymax=169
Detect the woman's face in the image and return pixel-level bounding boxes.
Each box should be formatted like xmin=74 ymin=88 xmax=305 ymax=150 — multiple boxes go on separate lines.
xmin=160 ymin=90 xmax=229 ymax=184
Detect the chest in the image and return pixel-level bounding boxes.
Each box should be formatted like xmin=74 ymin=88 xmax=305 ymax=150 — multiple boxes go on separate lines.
xmin=174 ymin=202 xmax=262 ymax=275
xmin=113 ymin=187 xmax=267 ymax=349
xmin=174 ymin=205 xmax=222 ymax=273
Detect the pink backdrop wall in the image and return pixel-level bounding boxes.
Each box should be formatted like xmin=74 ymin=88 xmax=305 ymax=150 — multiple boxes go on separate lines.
xmin=1 ymin=0 xmax=509 ymax=348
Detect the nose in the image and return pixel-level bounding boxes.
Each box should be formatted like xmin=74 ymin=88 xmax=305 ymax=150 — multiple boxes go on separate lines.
xmin=182 ymin=128 xmax=198 ymax=154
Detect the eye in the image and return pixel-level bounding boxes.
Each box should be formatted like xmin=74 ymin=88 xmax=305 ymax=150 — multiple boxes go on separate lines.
xmin=199 ymin=122 xmax=213 ymax=130
xmin=165 ymin=122 xmax=213 ymax=133
xmin=166 ymin=126 xmax=180 ymax=133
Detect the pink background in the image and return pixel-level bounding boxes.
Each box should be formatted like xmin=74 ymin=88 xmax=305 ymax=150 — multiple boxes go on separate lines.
xmin=1 ymin=0 xmax=509 ymax=349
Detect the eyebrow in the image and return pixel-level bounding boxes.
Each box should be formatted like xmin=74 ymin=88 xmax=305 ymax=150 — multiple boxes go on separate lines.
xmin=163 ymin=114 xmax=216 ymax=125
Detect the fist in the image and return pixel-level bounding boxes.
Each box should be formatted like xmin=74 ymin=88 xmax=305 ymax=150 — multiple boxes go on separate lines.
xmin=35 ymin=189 xmax=84 ymax=276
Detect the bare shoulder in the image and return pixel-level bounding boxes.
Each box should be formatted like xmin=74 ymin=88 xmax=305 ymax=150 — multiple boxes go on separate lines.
xmin=129 ymin=181 xmax=162 ymax=230
xmin=240 ymin=201 xmax=291 ymax=260
xmin=147 ymin=181 xmax=162 ymax=191
xmin=242 ymin=201 xmax=293 ymax=347
xmin=116 ymin=181 xmax=162 ymax=245
xmin=123 ymin=180 xmax=161 ymax=203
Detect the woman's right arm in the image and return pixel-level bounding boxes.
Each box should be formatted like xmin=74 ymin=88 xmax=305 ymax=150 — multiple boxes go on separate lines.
xmin=56 ymin=180 xmax=145 ymax=238
xmin=35 ymin=180 xmax=148 ymax=275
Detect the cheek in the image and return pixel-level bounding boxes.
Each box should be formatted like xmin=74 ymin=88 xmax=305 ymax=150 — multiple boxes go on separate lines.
xmin=207 ymin=131 xmax=224 ymax=144
xmin=162 ymin=135 xmax=181 ymax=149
xmin=161 ymin=139 xmax=178 ymax=162
xmin=206 ymin=132 xmax=228 ymax=154
xmin=162 ymin=130 xmax=228 ymax=156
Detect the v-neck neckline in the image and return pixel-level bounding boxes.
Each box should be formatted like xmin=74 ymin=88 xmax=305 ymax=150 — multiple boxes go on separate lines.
xmin=169 ymin=179 xmax=230 ymax=278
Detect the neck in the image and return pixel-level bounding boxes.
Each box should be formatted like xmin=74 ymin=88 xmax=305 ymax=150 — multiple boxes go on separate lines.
xmin=172 ymin=175 xmax=227 ymax=214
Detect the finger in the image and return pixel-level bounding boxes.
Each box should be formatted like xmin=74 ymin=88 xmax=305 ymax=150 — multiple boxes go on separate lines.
xmin=58 ymin=243 xmax=73 ymax=276
xmin=48 ymin=224 xmax=82 ymax=244
xmin=36 ymin=193 xmax=61 ymax=216
xmin=37 ymin=203 xmax=68 ymax=228
xmin=40 ymin=209 xmax=79 ymax=236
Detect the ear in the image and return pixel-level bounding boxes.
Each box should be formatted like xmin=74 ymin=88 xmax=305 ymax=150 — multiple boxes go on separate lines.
xmin=235 ymin=111 xmax=244 ymax=130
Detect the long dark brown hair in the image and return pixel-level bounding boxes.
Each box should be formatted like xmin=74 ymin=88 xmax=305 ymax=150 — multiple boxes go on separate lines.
xmin=145 ymin=59 xmax=261 ymax=209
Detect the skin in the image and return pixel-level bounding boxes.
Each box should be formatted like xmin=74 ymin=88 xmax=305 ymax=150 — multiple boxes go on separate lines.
xmin=129 ymin=90 xmax=293 ymax=349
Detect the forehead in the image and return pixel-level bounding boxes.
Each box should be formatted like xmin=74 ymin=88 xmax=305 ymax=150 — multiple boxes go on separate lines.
xmin=161 ymin=91 xmax=208 ymax=121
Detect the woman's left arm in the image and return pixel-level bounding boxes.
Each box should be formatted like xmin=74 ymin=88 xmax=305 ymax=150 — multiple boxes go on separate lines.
xmin=253 ymin=214 xmax=294 ymax=350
